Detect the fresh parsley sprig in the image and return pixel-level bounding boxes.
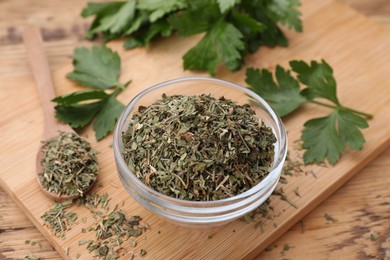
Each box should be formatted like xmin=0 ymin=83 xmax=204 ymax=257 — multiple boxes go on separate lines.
xmin=81 ymin=0 xmax=302 ymax=75
xmin=53 ymin=44 xmax=130 ymax=141
xmin=246 ymin=60 xmax=372 ymax=165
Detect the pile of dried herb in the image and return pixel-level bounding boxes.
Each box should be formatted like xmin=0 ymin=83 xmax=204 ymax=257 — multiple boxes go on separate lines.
xmin=82 ymin=210 xmax=147 ymax=258
xmin=39 ymin=132 xmax=99 ymax=197
xmin=122 ymin=94 xmax=277 ymax=201
xmin=41 ymin=192 xmax=148 ymax=259
xmin=41 ymin=200 xmax=77 ymax=238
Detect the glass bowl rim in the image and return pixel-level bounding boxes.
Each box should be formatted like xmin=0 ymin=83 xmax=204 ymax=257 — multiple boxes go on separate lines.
xmin=113 ymin=76 xmax=288 ymax=206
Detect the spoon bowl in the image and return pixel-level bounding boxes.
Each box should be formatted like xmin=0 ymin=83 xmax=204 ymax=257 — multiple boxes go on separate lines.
xmin=22 ymin=26 xmax=96 ymax=201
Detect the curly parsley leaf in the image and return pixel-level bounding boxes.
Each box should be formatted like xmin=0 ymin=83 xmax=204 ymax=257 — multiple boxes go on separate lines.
xmin=246 ymin=66 xmax=306 ymax=117
xmin=183 ymin=20 xmax=244 ymax=75
xmin=246 ymin=60 xmax=372 ymax=165
xmin=56 ymin=45 xmax=130 ymax=140
xmin=67 ymin=44 xmax=121 ymax=90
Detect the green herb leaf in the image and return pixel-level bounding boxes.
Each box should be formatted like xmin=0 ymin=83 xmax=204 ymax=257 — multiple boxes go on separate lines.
xmin=217 ymin=0 xmax=239 ymax=13
xmin=53 ymin=89 xmax=108 ymax=105
xmin=81 ymin=2 xmax=125 ymax=18
xmin=124 ymin=19 xmax=172 ymax=49
xmin=89 ymin=0 xmax=136 ymax=35
xmin=183 ymin=20 xmax=244 ymax=75
xmin=55 ymin=102 xmax=103 ymax=129
xmin=55 ymin=89 xmax=126 ymax=140
xmin=81 ymin=2 xmax=126 ymax=39
xmin=268 ymin=0 xmax=302 ymax=32
xmin=138 ymin=0 xmax=187 ymax=22
xmin=290 ymin=60 xmax=340 ymax=105
xmin=168 ymin=3 xmax=220 ymax=36
xmin=301 ymin=108 xmax=368 ymax=164
xmin=246 ymin=59 xmax=371 ymax=165
xmin=301 ymin=113 xmax=344 ymax=165
xmin=238 ymin=0 xmax=289 ymax=50
xmin=67 ymin=44 xmax=121 ymax=90
xmin=246 ymin=66 xmax=306 ymax=116
xmin=336 ymin=108 xmax=368 ymax=150
xmin=82 ymin=0 xmax=303 ymax=75
xmin=93 ymin=94 xmax=125 ymax=140
xmin=55 ymin=45 xmax=129 ymax=140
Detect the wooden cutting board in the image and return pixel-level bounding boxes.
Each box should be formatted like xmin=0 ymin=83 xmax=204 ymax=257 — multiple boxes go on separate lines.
xmin=1 ymin=0 xmax=390 ymax=259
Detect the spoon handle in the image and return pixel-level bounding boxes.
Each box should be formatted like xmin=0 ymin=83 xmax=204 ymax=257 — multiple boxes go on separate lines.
xmin=22 ymin=26 xmax=70 ymax=138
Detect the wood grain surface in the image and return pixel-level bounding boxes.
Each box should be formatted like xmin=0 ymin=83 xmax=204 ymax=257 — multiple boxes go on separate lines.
xmin=0 ymin=0 xmax=389 ymax=259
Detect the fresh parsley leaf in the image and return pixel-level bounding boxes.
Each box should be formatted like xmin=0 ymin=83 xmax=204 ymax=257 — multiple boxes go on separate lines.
xmin=217 ymin=0 xmax=239 ymax=13
xmin=81 ymin=2 xmax=126 ymax=39
xmin=246 ymin=66 xmax=306 ymax=117
xmin=302 ymin=109 xmax=368 ymax=164
xmin=239 ymin=0 xmax=289 ymax=50
xmin=301 ymin=113 xmax=345 ymax=165
xmin=124 ymin=19 xmax=172 ymax=49
xmin=290 ymin=60 xmax=340 ymax=105
xmin=55 ymin=101 xmax=102 ymax=129
xmin=183 ymin=20 xmax=244 ymax=75
xmin=67 ymin=44 xmax=121 ymax=90
xmin=93 ymin=94 xmax=125 ymax=140
xmin=124 ymin=11 xmax=149 ymax=35
xmin=52 ymin=89 xmax=108 ymax=105
xmin=168 ymin=2 xmax=221 ymax=36
xmin=336 ymin=108 xmax=368 ymax=150
xmin=82 ymin=0 xmax=303 ymax=75
xmin=57 ymin=45 xmax=130 ymax=140
xmin=81 ymin=2 xmax=125 ymax=18
xmin=54 ymin=88 xmax=126 ymax=140
xmin=268 ymin=0 xmax=302 ymax=32
xmin=246 ymin=59 xmax=371 ymax=165
xmin=89 ymin=0 xmax=136 ymax=35
xmin=138 ymin=0 xmax=186 ymax=22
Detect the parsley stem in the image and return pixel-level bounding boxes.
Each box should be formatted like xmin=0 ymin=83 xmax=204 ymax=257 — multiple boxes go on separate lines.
xmin=309 ymin=100 xmax=373 ymax=119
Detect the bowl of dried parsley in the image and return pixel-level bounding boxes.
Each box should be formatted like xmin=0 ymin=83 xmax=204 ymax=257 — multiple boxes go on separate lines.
xmin=113 ymin=77 xmax=287 ymax=227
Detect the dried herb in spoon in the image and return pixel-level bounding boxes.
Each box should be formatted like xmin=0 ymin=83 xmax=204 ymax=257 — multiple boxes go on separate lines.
xmin=122 ymin=94 xmax=276 ymax=201
xmin=39 ymin=132 xmax=99 ymax=197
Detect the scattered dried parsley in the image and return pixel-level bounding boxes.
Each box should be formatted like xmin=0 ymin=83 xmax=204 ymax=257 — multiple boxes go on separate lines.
xmin=324 ymin=213 xmax=337 ymax=223
xmin=41 ymin=192 xmax=149 ymax=259
xmin=280 ymin=243 xmax=294 ymax=256
xmin=20 ymin=253 xmax=40 ymax=260
xmin=370 ymin=232 xmax=378 ymax=241
xmin=39 ymin=132 xmax=99 ymax=197
xmin=140 ymin=249 xmax=147 ymax=256
xmin=41 ymin=200 xmax=77 ymax=238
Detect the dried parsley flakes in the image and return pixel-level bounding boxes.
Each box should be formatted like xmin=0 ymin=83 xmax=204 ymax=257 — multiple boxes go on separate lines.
xmin=122 ymin=94 xmax=276 ymax=201
xmin=39 ymin=132 xmax=99 ymax=197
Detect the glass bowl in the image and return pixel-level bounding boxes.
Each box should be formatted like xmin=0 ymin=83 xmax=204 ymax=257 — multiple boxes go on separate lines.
xmin=113 ymin=77 xmax=287 ymax=227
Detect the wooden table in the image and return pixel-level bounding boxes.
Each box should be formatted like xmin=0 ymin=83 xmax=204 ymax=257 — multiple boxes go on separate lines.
xmin=0 ymin=0 xmax=389 ymax=259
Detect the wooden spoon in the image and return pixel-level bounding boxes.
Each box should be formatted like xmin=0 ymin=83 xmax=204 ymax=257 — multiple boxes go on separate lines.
xmin=22 ymin=26 xmax=94 ymax=201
